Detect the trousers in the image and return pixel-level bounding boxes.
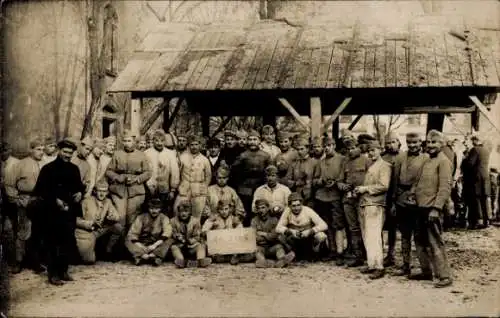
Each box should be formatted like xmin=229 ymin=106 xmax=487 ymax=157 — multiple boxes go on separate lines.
xmin=359 ymin=205 xmax=385 ymax=270
xmin=396 ymin=205 xmax=419 ymax=266
xmin=75 ymin=223 xmax=123 ymax=263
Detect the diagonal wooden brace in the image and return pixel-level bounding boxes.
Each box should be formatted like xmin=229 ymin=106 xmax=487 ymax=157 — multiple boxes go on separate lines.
xmin=278 ymin=98 xmax=309 ymax=131
xmin=469 ymin=96 xmax=500 ymax=135
xmin=321 ymin=97 xmax=352 ymax=134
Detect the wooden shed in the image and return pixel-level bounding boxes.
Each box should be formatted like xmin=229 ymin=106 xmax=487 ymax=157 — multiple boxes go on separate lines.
xmin=108 ymin=18 xmax=500 ymax=138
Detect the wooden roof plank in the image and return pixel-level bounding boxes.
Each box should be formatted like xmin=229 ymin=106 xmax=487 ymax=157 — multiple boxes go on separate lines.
xmin=454 ymin=36 xmax=473 ymax=86
xmin=305 ymin=47 xmax=324 ymax=88
xmin=218 ymin=47 xmax=258 ymax=90
xmin=395 ymin=41 xmax=408 ymax=87
xmin=162 ymin=32 xmax=215 ymax=91
xmin=326 ymin=45 xmax=343 ymax=88
xmin=187 ymin=32 xmax=225 ymax=90
xmin=136 ymin=51 xmax=180 ymax=91
xmin=385 ymin=40 xmax=397 ymax=87
xmin=443 ymin=33 xmax=462 ymax=86
xmin=253 ymin=37 xmax=280 ymax=90
xmin=477 ymin=30 xmax=500 ymax=87
xmin=373 ymin=45 xmax=385 ymax=88
xmin=469 ymin=33 xmax=490 ymax=86
xmin=434 ymin=34 xmax=452 ymax=87
xmin=294 ymin=48 xmax=314 ymax=88
xmin=242 ymin=45 xmax=265 ymax=90
xmin=313 ymin=46 xmax=335 ymax=88
xmin=349 ymin=47 xmax=365 ymax=88
xmin=362 ymin=46 xmax=376 ymax=88
xmin=206 ymin=50 xmax=234 ymax=90
xmin=261 ymin=46 xmax=291 ymax=89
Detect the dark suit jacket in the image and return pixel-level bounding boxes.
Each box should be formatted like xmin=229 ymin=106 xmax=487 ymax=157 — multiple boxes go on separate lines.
xmin=461 ymin=145 xmax=491 ymax=197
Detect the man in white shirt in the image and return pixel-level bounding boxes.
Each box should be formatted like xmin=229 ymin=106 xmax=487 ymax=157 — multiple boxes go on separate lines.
xmin=253 ymin=165 xmax=291 ymax=216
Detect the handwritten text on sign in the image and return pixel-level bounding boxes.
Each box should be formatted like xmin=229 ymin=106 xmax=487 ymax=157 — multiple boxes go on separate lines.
xmin=206 ymin=228 xmax=257 ymax=255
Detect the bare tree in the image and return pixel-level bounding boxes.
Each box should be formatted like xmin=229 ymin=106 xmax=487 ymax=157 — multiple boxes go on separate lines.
xmin=372 ymin=115 xmax=406 ymax=144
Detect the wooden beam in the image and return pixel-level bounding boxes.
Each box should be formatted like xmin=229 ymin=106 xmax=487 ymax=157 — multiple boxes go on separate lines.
xmin=322 ymin=97 xmax=352 ymax=134
xmin=210 ymin=116 xmax=232 ymax=139
xmin=278 ymin=98 xmax=309 ymax=131
xmin=470 ymin=96 xmax=500 ymax=135
xmin=130 ymin=98 xmax=142 ymax=137
xmin=140 ymin=98 xmax=170 ymax=135
xmin=310 ymin=97 xmax=322 ymax=138
xmin=163 ymin=98 xmax=183 ymax=132
xmin=348 ymin=115 xmax=363 ymax=130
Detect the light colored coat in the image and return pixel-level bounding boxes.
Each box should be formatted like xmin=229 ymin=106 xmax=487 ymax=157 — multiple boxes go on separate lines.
xmin=358 ymin=158 xmax=392 ymax=207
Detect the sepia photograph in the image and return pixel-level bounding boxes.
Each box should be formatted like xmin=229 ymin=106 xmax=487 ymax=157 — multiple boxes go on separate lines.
xmin=0 ymin=0 xmax=499 ymax=316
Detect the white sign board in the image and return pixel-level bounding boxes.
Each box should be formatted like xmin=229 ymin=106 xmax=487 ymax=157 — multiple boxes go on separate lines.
xmin=206 ymin=228 xmax=257 ymax=255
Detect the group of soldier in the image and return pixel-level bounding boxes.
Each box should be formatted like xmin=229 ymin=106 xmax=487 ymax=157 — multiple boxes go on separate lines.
xmin=1 ymin=122 xmax=494 ymax=289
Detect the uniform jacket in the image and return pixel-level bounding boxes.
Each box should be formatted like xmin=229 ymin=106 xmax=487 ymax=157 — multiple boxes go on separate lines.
xmin=144 ymin=147 xmax=180 ymax=194
xmin=127 ymin=213 xmax=172 ymax=245
xmin=313 ymin=153 xmax=345 ymax=202
xmin=97 ymin=154 xmax=112 ymax=183
xmin=5 ymin=156 xmax=41 ymax=205
xmin=359 ymin=158 xmax=392 ymax=207
xmin=178 ymin=152 xmax=212 ymax=198
xmin=285 ymin=155 xmax=316 ymax=201
xmin=461 ymin=145 xmax=491 ymax=197
xmin=414 ymin=152 xmax=452 ymax=211
xmin=231 ymin=149 xmax=272 ymax=196
xmin=251 ymin=215 xmax=280 ymax=246
xmin=76 ymin=196 xmax=119 ymax=231
xmin=72 ymin=155 xmax=92 ymax=193
xmin=252 ymin=183 xmax=291 ymax=214
xmin=275 ymin=149 xmax=298 ymax=180
xmin=276 ymin=205 xmax=327 ymax=234
xmin=170 ymin=216 xmax=202 ymax=246
xmin=206 ymin=184 xmax=245 ymax=219
xmin=260 ymin=142 xmax=281 ymax=161
xmin=392 ymin=151 xmax=429 ymax=207
xmin=106 ymin=149 xmax=152 ymax=199
xmin=87 ymin=154 xmax=100 ymax=195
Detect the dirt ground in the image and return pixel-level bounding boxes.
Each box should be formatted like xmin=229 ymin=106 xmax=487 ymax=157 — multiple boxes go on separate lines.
xmin=9 ymin=227 xmax=500 ymax=317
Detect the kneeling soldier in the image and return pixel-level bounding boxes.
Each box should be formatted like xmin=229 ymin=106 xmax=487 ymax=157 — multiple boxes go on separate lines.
xmin=275 ymin=192 xmax=328 ymax=261
xmin=170 ymin=200 xmax=211 ymax=268
xmin=75 ymin=180 xmax=123 ymax=264
xmin=202 ymin=199 xmax=252 ymax=265
xmin=251 ymin=199 xmax=295 ymax=268
xmin=126 ymin=198 xmax=172 ymax=266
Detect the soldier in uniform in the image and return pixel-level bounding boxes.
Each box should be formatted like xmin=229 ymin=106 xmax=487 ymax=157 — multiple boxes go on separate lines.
xmin=5 ymin=138 xmax=44 ymax=274
xmin=275 ymin=132 xmax=298 ymax=183
xmin=40 ymin=137 xmax=58 ymax=167
xmin=410 ymin=130 xmax=453 ymax=288
xmin=381 ymin=132 xmax=401 ymax=267
xmin=97 ymin=136 xmax=116 ymax=184
xmin=71 ymin=137 xmax=93 ymax=197
xmin=87 ymin=138 xmax=105 ymax=197
xmin=33 ymin=138 xmax=84 ymax=286
xmin=391 ymin=132 xmax=428 ymax=277
xmin=231 ymin=130 xmax=272 ymax=226
xmin=236 ymin=130 xmax=248 ymax=150
xmin=337 ymin=138 xmax=371 ymax=267
xmin=219 ymin=130 xmax=243 ymax=169
xmin=260 ymin=125 xmax=280 ymax=161
xmin=285 ymin=137 xmax=315 ymax=208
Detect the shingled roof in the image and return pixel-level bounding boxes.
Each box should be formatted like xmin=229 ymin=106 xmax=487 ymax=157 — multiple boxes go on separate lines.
xmin=109 ymin=19 xmax=500 ymax=93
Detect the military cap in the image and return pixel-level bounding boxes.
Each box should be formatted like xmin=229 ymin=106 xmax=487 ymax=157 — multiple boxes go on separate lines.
xmin=224 ymin=129 xmax=238 ymax=138
xmin=343 ymin=138 xmax=358 ymax=148
xmin=207 ymin=138 xmax=221 ymax=149
xmin=295 ymin=137 xmax=309 ymax=147
xmin=57 ymin=138 xmax=78 ymax=151
xmin=105 ymin=136 xmax=116 ymax=144
xmin=44 ymin=137 xmax=57 ymax=145
xmin=366 ymin=140 xmax=382 ymax=150
xmin=148 ymin=198 xmax=162 ymax=209
xmin=29 ymin=138 xmax=44 ymax=149
xmin=247 ymin=129 xmax=260 ymax=138
xmin=405 ymin=132 xmax=421 ymax=140
xmin=323 ymin=136 xmax=335 ymax=146
xmin=287 ymin=192 xmax=303 ymax=204
xmin=427 ymin=130 xmax=444 ymax=141
xmin=217 ymin=199 xmax=234 ymax=208
xmin=264 ymin=165 xmax=278 ymax=176
xmin=188 ymin=134 xmax=203 ymax=144
xmin=490 ymin=167 xmax=498 ymax=174
xmin=93 ymin=138 xmax=105 ymax=148
xmin=277 ymin=132 xmax=292 ymax=141
xmin=177 ymin=199 xmax=192 ymax=210
xmin=122 ymin=129 xmax=136 ymax=139
xmin=152 ymin=129 xmax=166 ymax=140
xmin=95 ymin=179 xmax=109 ymax=191
xmin=341 ymin=130 xmax=355 ymax=140
xmin=216 ymin=166 xmax=230 ymax=177
xmin=357 ymin=134 xmax=376 ymax=144
xmin=261 ymin=125 xmax=275 ymax=135
xmin=236 ymin=130 xmax=248 ymax=139
xmin=311 ymin=136 xmax=323 ymax=146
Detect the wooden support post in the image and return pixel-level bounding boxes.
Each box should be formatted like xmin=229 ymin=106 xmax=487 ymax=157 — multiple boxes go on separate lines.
xmin=426 ymin=114 xmax=445 ymax=133
xmin=470 ymin=96 xmax=500 ymax=135
xmin=140 ymin=98 xmax=170 ymax=135
xmin=321 ymin=97 xmax=352 ymax=134
xmin=210 ymin=116 xmax=233 ymax=139
xmin=130 ymin=98 xmax=142 ymax=137
xmin=202 ymin=115 xmax=210 ymax=137
xmin=332 ymin=118 xmax=340 ymax=142
xmin=348 ymin=115 xmax=363 ymax=130
xmin=310 ymin=97 xmax=322 ymax=138
xmin=278 ymin=98 xmax=309 ymax=131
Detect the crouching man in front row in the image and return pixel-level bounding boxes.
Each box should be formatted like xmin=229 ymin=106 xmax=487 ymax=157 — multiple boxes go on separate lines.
xmin=126 ymin=198 xmax=172 ymax=266
xmin=75 ymin=180 xmax=123 ymax=264
xmin=170 ymin=200 xmax=212 ymax=268
xmin=251 ymin=199 xmax=295 ymax=268
xmin=275 ymin=192 xmax=329 ymax=261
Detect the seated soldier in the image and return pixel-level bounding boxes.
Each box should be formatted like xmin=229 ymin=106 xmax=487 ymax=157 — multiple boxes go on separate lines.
xmin=125 ymin=198 xmax=172 ymax=266
xmin=252 ymin=165 xmax=291 ymax=217
xmin=170 ymin=200 xmax=212 ymax=268
xmin=251 ymin=199 xmax=295 ymax=268
xmin=75 ymin=180 xmax=123 ymax=264
xmin=276 ymin=192 xmax=329 ymax=261
xmin=205 ymin=166 xmax=245 ymax=223
xmin=201 ymin=199 xmax=252 ymax=265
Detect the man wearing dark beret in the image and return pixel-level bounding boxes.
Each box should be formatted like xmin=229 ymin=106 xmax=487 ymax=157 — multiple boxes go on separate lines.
xmin=219 ymin=129 xmax=245 ymax=170
xmin=33 ymin=138 xmax=85 ymax=285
